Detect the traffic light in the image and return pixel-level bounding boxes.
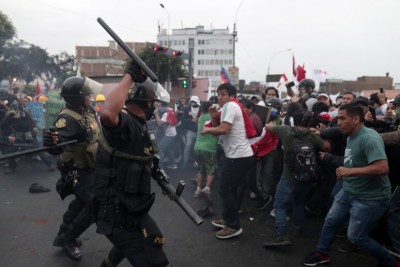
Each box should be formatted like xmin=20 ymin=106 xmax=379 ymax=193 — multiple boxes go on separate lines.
xmin=192 ymin=80 xmax=197 ymax=88
xmin=153 ymin=45 xmax=168 ymax=53
xmin=172 ymin=50 xmax=183 ymax=57
xmin=181 ymin=79 xmax=187 ymax=88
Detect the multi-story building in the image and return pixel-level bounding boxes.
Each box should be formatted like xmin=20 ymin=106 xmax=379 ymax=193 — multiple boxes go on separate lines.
xmin=156 ymin=25 xmax=235 ymax=87
xmin=76 ymin=41 xmax=152 ymax=77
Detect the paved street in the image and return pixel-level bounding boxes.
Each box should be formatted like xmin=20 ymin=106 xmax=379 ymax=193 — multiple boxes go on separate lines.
xmin=0 ymin=156 xmax=377 ymax=267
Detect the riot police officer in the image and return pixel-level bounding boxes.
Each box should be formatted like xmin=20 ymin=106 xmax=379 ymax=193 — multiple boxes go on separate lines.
xmin=94 ymin=61 xmax=171 ymax=267
xmin=43 ymin=76 xmax=100 ymax=261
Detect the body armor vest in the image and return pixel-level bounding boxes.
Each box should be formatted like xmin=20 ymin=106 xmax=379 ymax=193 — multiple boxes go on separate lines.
xmin=58 ymin=108 xmax=99 ymax=169
xmin=95 ymin=112 xmax=155 ymax=216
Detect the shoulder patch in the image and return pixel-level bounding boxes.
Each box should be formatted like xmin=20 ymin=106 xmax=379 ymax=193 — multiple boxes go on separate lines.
xmin=55 ymin=118 xmax=67 ymax=128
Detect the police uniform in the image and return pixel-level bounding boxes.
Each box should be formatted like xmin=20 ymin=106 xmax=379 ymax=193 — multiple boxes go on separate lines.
xmin=92 ymin=60 xmax=172 ymax=267
xmin=41 ymin=76 xmax=102 ymax=261
xmin=51 ymin=105 xmax=100 ymax=259
xmin=95 ymin=110 xmax=169 ymax=267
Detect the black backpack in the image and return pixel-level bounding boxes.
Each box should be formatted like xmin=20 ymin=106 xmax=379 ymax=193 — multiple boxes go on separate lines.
xmin=285 ymin=128 xmax=319 ymax=182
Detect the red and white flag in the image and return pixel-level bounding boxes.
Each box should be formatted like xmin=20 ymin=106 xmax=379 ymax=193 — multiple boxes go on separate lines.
xmin=277 ymin=73 xmax=289 ymax=88
xmin=296 ymin=64 xmax=306 ymax=82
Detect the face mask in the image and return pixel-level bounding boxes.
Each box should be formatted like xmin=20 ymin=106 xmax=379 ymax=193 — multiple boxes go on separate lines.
xmin=137 ymin=101 xmax=156 ymax=120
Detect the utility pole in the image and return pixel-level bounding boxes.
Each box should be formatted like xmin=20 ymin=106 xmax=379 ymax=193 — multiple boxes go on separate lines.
xmin=233 ymin=23 xmax=237 ymax=67
xmin=188 ymin=38 xmax=194 ymax=98
xmin=160 ymin=3 xmax=171 ymax=91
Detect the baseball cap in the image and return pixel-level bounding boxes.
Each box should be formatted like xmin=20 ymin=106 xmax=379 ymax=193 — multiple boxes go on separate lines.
xmin=317 ymin=93 xmax=329 ymax=100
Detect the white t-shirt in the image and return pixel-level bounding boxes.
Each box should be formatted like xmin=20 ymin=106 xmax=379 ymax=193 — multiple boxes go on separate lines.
xmin=219 ymin=101 xmax=253 ymax=158
xmin=161 ymin=109 xmax=177 ymax=137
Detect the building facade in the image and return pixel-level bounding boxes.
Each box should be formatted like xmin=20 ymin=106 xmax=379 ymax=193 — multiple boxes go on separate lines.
xmin=320 ymin=74 xmax=394 ymax=95
xmin=76 ymin=41 xmax=152 ymax=77
xmin=157 ymin=25 xmax=235 ymax=87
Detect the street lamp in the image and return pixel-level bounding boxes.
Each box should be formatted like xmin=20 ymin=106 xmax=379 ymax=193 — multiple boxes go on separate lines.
xmin=160 ymin=3 xmax=171 ymax=91
xmin=267 ymin=48 xmax=292 ymax=77
xmin=232 ymin=0 xmax=245 ymax=67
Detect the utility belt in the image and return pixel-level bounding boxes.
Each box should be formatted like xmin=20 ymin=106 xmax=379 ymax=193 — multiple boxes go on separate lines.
xmin=95 ymin=197 xmax=143 ymax=232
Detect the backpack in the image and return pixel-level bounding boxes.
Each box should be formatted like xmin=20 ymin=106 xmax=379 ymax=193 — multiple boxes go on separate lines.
xmin=285 ymin=128 xmax=319 ymax=182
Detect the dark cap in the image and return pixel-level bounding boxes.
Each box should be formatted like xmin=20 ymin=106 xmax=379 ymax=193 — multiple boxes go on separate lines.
xmin=352 ymin=96 xmax=369 ymax=107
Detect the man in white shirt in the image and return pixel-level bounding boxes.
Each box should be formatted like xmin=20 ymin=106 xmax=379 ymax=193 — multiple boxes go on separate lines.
xmin=201 ymin=83 xmax=255 ymax=239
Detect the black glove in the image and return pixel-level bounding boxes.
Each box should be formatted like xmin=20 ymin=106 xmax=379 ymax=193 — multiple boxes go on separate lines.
xmin=43 ymin=127 xmax=63 ymax=155
xmin=125 ymin=60 xmax=147 ymax=83
xmin=43 ymin=129 xmax=55 ymax=147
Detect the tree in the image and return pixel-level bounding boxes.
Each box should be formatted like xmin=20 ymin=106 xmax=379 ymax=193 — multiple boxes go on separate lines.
xmin=0 ymin=11 xmax=16 ymax=54
xmin=0 ymin=40 xmax=52 ymax=84
xmin=0 ymin=40 xmax=75 ymax=91
xmin=137 ymin=44 xmax=187 ymax=86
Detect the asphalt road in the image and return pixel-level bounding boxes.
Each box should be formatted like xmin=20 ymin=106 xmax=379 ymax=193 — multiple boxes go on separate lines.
xmin=0 ymin=156 xmax=378 ymax=267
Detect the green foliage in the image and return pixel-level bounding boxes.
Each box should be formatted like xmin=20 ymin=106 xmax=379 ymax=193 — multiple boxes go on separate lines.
xmin=0 ymin=40 xmax=75 ymax=91
xmin=137 ymin=44 xmax=187 ymax=85
xmin=0 ymin=11 xmax=16 ymax=52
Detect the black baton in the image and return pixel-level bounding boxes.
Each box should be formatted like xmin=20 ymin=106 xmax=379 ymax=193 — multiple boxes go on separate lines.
xmin=97 ymin=17 xmax=158 ymax=83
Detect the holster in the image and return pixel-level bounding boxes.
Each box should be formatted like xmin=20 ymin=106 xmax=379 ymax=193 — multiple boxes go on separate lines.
xmin=55 ymin=172 xmax=75 ymax=200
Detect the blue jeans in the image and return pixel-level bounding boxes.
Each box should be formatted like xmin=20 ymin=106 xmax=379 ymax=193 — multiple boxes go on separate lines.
xmin=183 ymin=130 xmax=197 ymax=166
xmin=158 ymin=135 xmax=175 ymax=165
xmin=219 ymin=155 xmax=255 ymax=229
xmin=316 ymin=189 xmax=395 ymax=267
xmin=274 ymin=177 xmax=311 ymax=235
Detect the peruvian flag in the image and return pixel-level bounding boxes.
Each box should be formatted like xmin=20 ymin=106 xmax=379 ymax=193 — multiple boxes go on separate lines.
xmin=292 ymin=53 xmax=307 ymax=82
xmin=277 ymin=73 xmax=288 ymax=88
xmin=296 ymin=65 xmax=306 ymax=82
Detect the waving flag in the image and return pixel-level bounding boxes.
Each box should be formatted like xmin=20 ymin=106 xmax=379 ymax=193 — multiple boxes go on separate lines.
xmin=220 ymin=66 xmax=231 ymax=84
xmin=296 ymin=64 xmax=306 ymax=82
xmin=277 ymin=73 xmax=289 ymax=88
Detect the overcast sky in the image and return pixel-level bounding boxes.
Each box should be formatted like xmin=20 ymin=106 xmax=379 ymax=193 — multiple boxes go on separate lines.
xmin=2 ymin=0 xmax=400 ymax=84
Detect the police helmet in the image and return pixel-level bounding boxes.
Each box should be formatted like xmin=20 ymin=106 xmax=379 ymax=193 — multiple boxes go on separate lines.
xmin=298 ymin=79 xmax=316 ymax=90
xmin=61 ymin=76 xmax=103 ymax=106
xmin=60 ymin=76 xmax=92 ymax=106
xmin=393 ymin=95 xmax=400 ymax=106
xmin=267 ymin=97 xmax=283 ymax=110
xmin=126 ymin=78 xmax=170 ymax=104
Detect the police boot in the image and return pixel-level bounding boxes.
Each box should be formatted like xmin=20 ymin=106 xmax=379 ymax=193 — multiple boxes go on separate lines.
xmin=53 ymin=232 xmax=82 ymax=247
xmin=60 ymin=233 xmax=82 ymax=261
xmin=53 ymin=224 xmax=82 ymax=247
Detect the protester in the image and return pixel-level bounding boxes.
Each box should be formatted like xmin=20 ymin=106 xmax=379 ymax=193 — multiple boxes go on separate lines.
xmin=263 ymin=109 xmax=330 ymax=247
xmin=303 ymin=103 xmax=399 ymax=267
xmin=193 ymin=101 xmax=218 ymax=199
xmin=201 ymin=83 xmax=255 ymax=239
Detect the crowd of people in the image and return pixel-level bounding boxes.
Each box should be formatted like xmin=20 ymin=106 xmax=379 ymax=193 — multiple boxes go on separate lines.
xmin=148 ymin=78 xmax=400 ymax=266
xmin=1 ymin=71 xmax=400 ymax=266
xmin=0 ymin=88 xmax=55 ymax=173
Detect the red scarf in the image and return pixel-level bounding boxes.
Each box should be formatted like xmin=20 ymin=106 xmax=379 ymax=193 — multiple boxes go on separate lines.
xmin=204 ymin=98 xmax=257 ymax=138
